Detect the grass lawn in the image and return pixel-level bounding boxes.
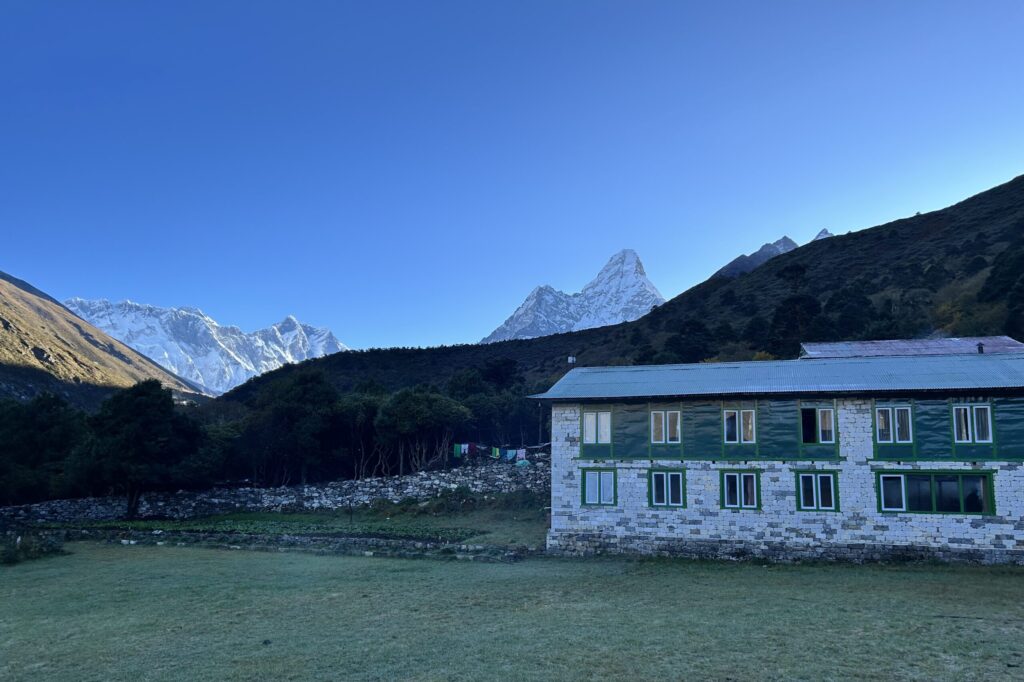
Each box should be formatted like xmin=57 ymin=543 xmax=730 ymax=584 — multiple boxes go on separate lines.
xmin=3 ymin=544 xmax=1024 ymax=681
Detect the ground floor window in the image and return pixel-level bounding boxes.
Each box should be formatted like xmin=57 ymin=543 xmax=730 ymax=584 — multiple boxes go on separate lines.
xmin=795 ymin=471 xmax=838 ymax=511
xmin=649 ymin=470 xmax=685 ymax=507
xmin=582 ymin=468 xmax=616 ymax=506
xmin=876 ymin=471 xmax=993 ymax=514
xmin=721 ymin=470 xmax=760 ymax=510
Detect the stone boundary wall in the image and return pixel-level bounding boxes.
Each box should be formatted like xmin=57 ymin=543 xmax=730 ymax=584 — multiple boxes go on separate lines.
xmin=0 ymin=461 xmax=550 ymax=523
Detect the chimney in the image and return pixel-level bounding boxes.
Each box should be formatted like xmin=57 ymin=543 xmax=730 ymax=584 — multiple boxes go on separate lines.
xmin=977 ymin=342 xmax=985 ymax=354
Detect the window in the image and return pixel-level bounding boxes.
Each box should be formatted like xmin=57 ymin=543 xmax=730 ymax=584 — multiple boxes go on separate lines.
xmin=953 ymin=405 xmax=993 ymax=444
xmin=651 ymin=410 xmax=681 ymax=444
xmin=724 ymin=409 xmax=755 ymax=444
xmin=802 ymin=407 xmax=835 ymax=444
xmin=796 ymin=472 xmax=838 ymax=511
xmin=582 ymin=469 xmax=616 ymax=506
xmin=583 ymin=411 xmax=611 ymax=445
xmin=649 ymin=470 xmax=685 ymax=507
xmin=722 ymin=471 xmax=759 ymax=509
xmin=876 ymin=472 xmax=993 ymax=514
xmin=877 ymin=406 xmax=913 ymax=444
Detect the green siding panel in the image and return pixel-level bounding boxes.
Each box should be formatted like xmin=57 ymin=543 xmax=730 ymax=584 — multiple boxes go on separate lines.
xmin=915 ymin=399 xmax=952 ymax=459
xmin=613 ymin=403 xmax=649 ymax=459
xmin=758 ymin=400 xmax=798 ymax=459
xmin=995 ymin=398 xmax=1024 ymax=459
xmin=690 ymin=402 xmax=723 ymax=458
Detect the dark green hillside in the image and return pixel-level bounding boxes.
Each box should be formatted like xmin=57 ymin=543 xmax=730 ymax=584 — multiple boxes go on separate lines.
xmin=225 ymin=173 xmax=1024 ymax=403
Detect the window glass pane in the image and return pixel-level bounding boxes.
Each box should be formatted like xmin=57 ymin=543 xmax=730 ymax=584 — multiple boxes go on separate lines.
xmin=741 ymin=410 xmax=755 ymax=443
xmin=954 ymin=407 xmax=971 ymax=442
xmin=597 ymin=412 xmax=612 ymax=444
xmin=819 ymin=409 xmax=835 ymax=443
xmin=583 ymin=413 xmax=597 ymax=444
xmin=881 ymin=475 xmax=904 ymax=510
xmin=876 ymin=408 xmax=893 ymax=442
xmin=801 ymin=408 xmax=818 ymax=444
xmin=818 ymin=475 xmax=835 ymax=509
xmin=652 ymin=472 xmax=666 ymax=505
xmin=906 ymin=475 xmax=933 ymax=512
xmin=742 ymin=474 xmax=757 ymax=508
xmin=895 ymin=408 xmax=912 ymax=443
xmin=667 ymin=412 xmax=681 ymax=443
xmin=725 ymin=474 xmax=739 ymax=507
xmin=974 ymin=407 xmax=992 ymax=442
xmin=599 ymin=471 xmax=614 ymax=504
xmin=962 ymin=476 xmax=987 ymax=513
xmin=935 ymin=475 xmax=960 ymax=512
xmin=668 ymin=473 xmax=683 ymax=506
xmin=800 ymin=475 xmax=816 ymax=508
xmin=651 ymin=411 xmax=665 ymax=443
xmin=724 ymin=411 xmax=738 ymax=443
xmin=584 ymin=471 xmax=599 ymax=504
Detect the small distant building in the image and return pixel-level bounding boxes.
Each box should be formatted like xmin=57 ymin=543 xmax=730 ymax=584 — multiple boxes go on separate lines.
xmin=532 ymin=337 xmax=1024 ymax=563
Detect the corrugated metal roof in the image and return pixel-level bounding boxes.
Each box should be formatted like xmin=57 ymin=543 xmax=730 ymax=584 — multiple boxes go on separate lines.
xmin=799 ymin=336 xmax=1024 ymax=359
xmin=532 ymin=352 xmax=1024 ymax=401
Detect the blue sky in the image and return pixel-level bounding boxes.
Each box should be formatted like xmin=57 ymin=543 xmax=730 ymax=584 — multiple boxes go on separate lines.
xmin=2 ymin=1 xmax=1023 ymax=349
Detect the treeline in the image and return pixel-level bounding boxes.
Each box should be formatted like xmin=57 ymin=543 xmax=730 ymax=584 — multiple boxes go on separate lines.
xmin=0 ymin=358 xmax=546 ymax=516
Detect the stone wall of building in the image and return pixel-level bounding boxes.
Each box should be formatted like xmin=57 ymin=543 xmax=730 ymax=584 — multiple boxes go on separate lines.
xmin=548 ymin=400 xmax=1024 ymax=563
xmin=0 ymin=461 xmax=550 ymax=523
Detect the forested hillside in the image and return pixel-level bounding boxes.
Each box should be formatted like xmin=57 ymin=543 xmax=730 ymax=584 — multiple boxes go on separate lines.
xmin=228 ymin=173 xmax=1024 ymax=403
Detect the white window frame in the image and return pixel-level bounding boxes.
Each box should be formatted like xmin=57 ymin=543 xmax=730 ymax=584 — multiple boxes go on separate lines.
xmin=583 ymin=469 xmax=615 ymax=506
xmin=953 ymin=406 xmax=972 ymax=444
xmin=584 ymin=411 xmax=611 ymax=445
xmin=973 ymin=405 xmax=993 ymax=444
xmin=650 ymin=411 xmax=666 ymax=444
xmin=723 ymin=409 xmax=739 ymax=444
xmin=879 ymin=474 xmax=906 ymax=512
xmin=650 ymin=470 xmax=684 ymax=507
xmin=817 ymin=408 xmax=835 ymax=444
xmin=597 ymin=411 xmax=611 ymax=444
xmin=666 ymin=410 xmax=681 ymax=444
xmin=875 ymin=407 xmax=894 ymax=444
xmin=740 ymin=409 xmax=756 ymax=444
xmin=723 ymin=472 xmax=758 ymax=509
xmin=894 ymin=406 xmax=913 ymax=444
xmin=798 ymin=472 xmax=836 ymax=511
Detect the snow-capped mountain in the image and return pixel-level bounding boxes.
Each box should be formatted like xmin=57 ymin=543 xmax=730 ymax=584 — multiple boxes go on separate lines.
xmin=813 ymin=228 xmax=834 ymax=241
xmin=482 ymin=249 xmax=665 ymax=343
xmin=64 ymin=298 xmax=347 ymax=395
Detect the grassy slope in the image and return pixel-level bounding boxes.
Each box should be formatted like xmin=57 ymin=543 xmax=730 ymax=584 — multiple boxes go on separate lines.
xmin=225 ymin=173 xmax=1024 ymax=401
xmin=4 ymin=544 xmax=1024 ymax=681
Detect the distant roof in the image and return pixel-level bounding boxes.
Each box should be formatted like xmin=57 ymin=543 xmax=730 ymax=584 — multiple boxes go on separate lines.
xmin=799 ymin=336 xmax=1024 ymax=359
xmin=532 ymin=352 xmax=1024 ymax=401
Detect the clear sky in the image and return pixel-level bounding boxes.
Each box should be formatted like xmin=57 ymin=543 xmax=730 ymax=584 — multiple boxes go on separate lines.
xmin=2 ymin=1 xmax=1023 ymax=349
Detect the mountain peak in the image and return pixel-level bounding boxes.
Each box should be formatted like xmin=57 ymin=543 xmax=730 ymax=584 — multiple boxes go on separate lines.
xmin=482 ymin=249 xmax=664 ymax=343
xmin=64 ymin=299 xmax=348 ymax=394
xmin=712 ymin=235 xmax=800 ymax=279
xmin=813 ymin=228 xmax=834 ymax=241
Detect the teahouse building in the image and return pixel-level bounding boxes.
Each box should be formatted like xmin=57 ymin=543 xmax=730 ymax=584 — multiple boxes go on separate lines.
xmin=532 ymin=337 xmax=1024 ymax=563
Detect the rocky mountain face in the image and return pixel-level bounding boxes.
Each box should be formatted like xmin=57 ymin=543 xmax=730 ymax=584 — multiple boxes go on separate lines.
xmin=713 ymin=229 xmax=833 ymax=279
xmin=0 ymin=271 xmax=200 ymax=406
xmin=64 ymin=299 xmax=347 ymax=395
xmin=482 ymin=249 xmax=665 ymax=343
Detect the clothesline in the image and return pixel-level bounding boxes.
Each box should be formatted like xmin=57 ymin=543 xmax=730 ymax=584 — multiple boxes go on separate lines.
xmin=452 ymin=442 xmax=548 ymax=461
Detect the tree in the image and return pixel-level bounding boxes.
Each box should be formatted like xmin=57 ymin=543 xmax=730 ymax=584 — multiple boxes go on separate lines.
xmin=0 ymin=394 xmax=86 ymax=506
xmin=375 ymin=389 xmax=471 ymax=474
xmin=72 ymin=381 xmax=202 ymax=518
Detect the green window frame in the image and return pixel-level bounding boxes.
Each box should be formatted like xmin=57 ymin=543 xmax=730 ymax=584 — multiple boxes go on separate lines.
xmin=720 ymin=470 xmax=761 ymax=510
xmin=723 ymin=409 xmax=756 ymax=444
xmin=876 ymin=405 xmax=913 ymax=444
xmin=581 ymin=468 xmax=617 ymax=506
xmin=648 ymin=469 xmax=686 ymax=508
xmin=801 ymin=407 xmax=836 ymax=445
xmin=875 ymin=471 xmax=995 ymax=515
xmin=794 ymin=471 xmax=840 ymax=512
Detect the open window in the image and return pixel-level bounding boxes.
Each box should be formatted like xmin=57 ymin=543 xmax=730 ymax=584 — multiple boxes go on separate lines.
xmin=801 ymin=407 xmax=835 ymax=445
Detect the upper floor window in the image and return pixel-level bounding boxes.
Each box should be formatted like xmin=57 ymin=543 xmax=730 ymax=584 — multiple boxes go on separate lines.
xmin=801 ymin=407 xmax=835 ymax=444
xmin=876 ymin=406 xmax=912 ymax=444
xmin=724 ymin=409 xmax=755 ymax=444
xmin=583 ymin=411 xmax=611 ymax=444
xmin=650 ymin=410 xmax=681 ymax=444
xmin=953 ymin=405 xmax=992 ymax=444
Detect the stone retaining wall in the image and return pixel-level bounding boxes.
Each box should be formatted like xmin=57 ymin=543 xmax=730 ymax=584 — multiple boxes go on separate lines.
xmin=0 ymin=461 xmax=550 ymax=523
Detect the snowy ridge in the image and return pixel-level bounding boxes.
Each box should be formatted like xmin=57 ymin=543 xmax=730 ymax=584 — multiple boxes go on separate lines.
xmin=482 ymin=249 xmax=665 ymax=343
xmin=64 ymin=299 xmax=347 ymax=395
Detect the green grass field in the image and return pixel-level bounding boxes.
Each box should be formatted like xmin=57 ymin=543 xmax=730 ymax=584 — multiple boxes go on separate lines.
xmin=4 ymin=544 xmax=1024 ymax=681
